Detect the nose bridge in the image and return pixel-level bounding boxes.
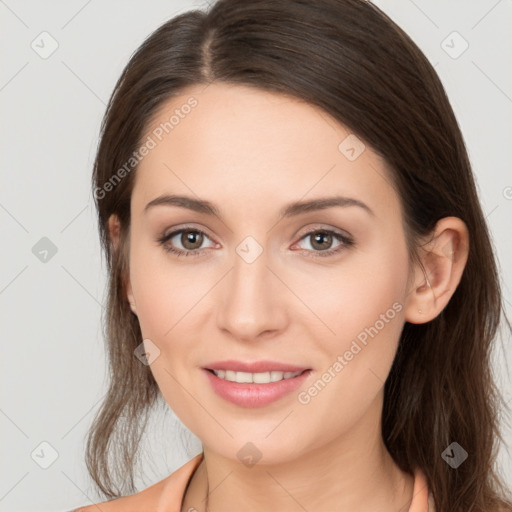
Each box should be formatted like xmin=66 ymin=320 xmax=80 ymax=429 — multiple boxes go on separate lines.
xmin=216 ymin=234 xmax=286 ymax=338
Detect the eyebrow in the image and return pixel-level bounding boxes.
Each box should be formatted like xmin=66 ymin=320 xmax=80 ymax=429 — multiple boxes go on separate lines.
xmin=143 ymin=194 xmax=374 ymax=218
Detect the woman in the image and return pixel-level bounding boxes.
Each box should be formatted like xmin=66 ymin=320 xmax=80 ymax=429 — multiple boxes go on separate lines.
xmin=73 ymin=0 xmax=512 ymax=510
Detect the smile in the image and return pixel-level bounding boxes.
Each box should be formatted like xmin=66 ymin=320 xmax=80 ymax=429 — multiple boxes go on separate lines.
xmin=209 ymin=369 xmax=304 ymax=384
xmin=203 ymin=368 xmax=312 ymax=407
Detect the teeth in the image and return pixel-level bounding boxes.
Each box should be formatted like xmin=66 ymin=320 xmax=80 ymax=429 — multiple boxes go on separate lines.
xmin=212 ymin=369 xmax=303 ymax=383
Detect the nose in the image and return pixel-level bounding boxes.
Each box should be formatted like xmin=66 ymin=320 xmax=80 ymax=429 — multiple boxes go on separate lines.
xmin=215 ymin=244 xmax=289 ymax=342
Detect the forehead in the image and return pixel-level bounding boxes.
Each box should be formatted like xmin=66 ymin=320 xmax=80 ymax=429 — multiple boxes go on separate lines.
xmin=132 ymin=82 xmax=399 ymax=220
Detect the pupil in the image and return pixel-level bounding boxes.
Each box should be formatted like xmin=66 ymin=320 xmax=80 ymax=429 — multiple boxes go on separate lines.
xmin=184 ymin=230 xmax=202 ymax=249
xmin=313 ymin=232 xmax=331 ymax=250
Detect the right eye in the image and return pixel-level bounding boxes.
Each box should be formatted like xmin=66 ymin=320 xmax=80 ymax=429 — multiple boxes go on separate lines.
xmin=157 ymin=227 xmax=217 ymax=257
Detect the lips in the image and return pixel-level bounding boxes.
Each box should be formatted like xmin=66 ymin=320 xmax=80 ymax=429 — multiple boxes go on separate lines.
xmin=203 ymin=367 xmax=312 ymax=407
xmin=204 ymin=359 xmax=311 ymax=373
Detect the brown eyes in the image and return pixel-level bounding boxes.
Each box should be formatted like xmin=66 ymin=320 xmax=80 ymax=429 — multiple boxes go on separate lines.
xmin=157 ymin=226 xmax=354 ymax=259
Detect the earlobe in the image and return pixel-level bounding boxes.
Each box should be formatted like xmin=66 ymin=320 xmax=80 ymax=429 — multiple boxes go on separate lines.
xmin=108 ymin=214 xmax=137 ymax=315
xmin=404 ymin=217 xmax=469 ymax=325
xmin=126 ymin=280 xmax=137 ymax=315
xmin=108 ymin=214 xmax=121 ymax=251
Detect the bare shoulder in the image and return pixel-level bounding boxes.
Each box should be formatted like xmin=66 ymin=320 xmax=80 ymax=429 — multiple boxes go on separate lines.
xmin=72 ymin=477 xmax=169 ymax=512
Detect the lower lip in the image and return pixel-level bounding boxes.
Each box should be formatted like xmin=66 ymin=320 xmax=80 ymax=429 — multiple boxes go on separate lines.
xmin=203 ymin=368 xmax=312 ymax=408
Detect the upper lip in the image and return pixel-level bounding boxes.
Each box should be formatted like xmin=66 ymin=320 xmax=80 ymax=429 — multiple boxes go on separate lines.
xmin=204 ymin=360 xmax=311 ymax=373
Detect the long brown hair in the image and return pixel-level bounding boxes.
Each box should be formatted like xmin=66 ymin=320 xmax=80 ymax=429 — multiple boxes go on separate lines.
xmin=88 ymin=1 xmax=512 ymax=510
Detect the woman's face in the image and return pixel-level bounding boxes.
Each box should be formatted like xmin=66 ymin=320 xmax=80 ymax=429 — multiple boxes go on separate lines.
xmin=122 ymin=82 xmax=415 ymax=463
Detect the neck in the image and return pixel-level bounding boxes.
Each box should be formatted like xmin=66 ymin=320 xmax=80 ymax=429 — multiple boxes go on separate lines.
xmin=181 ymin=400 xmax=414 ymax=512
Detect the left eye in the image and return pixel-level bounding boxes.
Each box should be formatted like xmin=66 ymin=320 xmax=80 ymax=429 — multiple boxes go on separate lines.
xmin=292 ymin=229 xmax=354 ymax=258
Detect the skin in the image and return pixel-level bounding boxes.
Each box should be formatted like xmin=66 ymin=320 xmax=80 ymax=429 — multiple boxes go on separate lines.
xmin=101 ymin=82 xmax=469 ymax=512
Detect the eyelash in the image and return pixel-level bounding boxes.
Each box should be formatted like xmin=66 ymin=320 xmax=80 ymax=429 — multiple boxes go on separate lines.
xmin=157 ymin=225 xmax=355 ymax=259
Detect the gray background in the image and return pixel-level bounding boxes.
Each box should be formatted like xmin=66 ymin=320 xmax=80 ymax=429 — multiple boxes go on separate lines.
xmin=1 ymin=0 xmax=511 ymax=510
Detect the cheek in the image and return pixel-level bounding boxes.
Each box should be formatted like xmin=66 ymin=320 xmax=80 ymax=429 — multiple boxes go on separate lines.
xmin=131 ymin=286 xmax=169 ymax=340
xmin=313 ymin=249 xmax=407 ymax=331
xmin=310 ymin=245 xmax=408 ymax=380
xmin=129 ymin=236 xmax=213 ymax=338
xmin=128 ymin=249 xmax=202 ymax=411
xmin=293 ymin=259 xmax=407 ymax=438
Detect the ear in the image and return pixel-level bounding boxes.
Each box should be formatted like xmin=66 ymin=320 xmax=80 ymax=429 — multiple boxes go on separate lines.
xmin=108 ymin=214 xmax=137 ymax=316
xmin=404 ymin=216 xmax=469 ymax=324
